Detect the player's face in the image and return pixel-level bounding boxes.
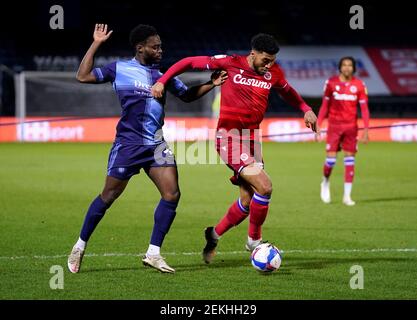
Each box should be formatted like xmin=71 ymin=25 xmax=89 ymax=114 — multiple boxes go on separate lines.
xmin=340 ymin=59 xmax=354 ymax=78
xmin=251 ymin=51 xmax=276 ymax=75
xmin=142 ymin=35 xmax=163 ymax=63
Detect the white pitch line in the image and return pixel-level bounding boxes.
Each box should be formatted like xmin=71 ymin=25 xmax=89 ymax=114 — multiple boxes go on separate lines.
xmin=0 ymin=248 xmax=416 ymax=261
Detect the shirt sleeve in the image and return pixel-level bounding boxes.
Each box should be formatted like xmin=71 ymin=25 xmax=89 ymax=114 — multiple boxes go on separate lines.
xmin=205 ymin=55 xmax=231 ymax=70
xmin=317 ymin=98 xmax=330 ymax=127
xmin=157 ymin=55 xmax=230 ymax=85
xmin=358 ymin=81 xmax=370 ymax=128
xmin=358 ymin=81 xmax=368 ymax=105
xmin=92 ymin=62 xmax=117 ymax=83
xmin=323 ymin=79 xmax=332 ymax=99
xmin=318 ymin=80 xmax=332 ymax=126
xmin=271 ymin=65 xmax=289 ymax=90
xmin=166 ymin=76 xmax=188 ymax=98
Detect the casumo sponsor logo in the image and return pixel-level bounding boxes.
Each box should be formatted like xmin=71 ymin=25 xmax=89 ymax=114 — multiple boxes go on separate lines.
xmin=233 ymin=74 xmax=272 ymax=89
xmin=333 ymin=92 xmax=357 ymax=101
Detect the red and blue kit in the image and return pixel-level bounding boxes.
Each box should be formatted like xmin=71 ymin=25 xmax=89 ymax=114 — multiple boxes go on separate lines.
xmin=318 ymin=76 xmax=369 ymax=153
xmin=158 ymin=55 xmax=311 ymax=183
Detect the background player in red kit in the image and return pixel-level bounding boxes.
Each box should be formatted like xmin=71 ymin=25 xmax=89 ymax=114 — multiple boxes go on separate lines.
xmin=317 ymin=56 xmax=370 ymax=206
xmin=152 ymin=34 xmax=318 ymax=263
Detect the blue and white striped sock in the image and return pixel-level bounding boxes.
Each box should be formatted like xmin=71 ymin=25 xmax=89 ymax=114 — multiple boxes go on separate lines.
xmin=237 ymin=197 xmax=250 ymax=214
xmin=252 ymin=193 xmax=271 ymax=206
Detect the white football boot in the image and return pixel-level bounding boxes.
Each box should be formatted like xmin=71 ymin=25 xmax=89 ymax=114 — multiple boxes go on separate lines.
xmin=142 ymin=255 xmax=175 ymax=273
xmin=67 ymin=246 xmax=85 ymax=273
xmin=343 ymin=196 xmax=356 ymax=206
xmin=245 ymin=238 xmax=263 ymax=252
xmin=320 ymin=179 xmax=331 ymax=204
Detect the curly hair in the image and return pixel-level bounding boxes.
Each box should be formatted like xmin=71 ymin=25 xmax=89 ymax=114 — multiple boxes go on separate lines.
xmin=129 ymin=24 xmax=158 ymax=47
xmin=338 ymin=56 xmax=357 ymax=73
xmin=251 ymin=33 xmax=280 ymax=55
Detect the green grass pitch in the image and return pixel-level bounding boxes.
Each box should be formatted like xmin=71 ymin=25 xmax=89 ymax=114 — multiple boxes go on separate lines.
xmin=1 ymin=142 xmax=417 ymax=299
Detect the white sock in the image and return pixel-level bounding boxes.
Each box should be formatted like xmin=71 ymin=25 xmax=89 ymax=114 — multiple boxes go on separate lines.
xmin=247 ymin=236 xmax=262 ymax=246
xmin=212 ymin=228 xmax=220 ymax=240
xmin=146 ymin=244 xmax=161 ymax=257
xmin=75 ymin=238 xmax=86 ymax=251
xmin=322 ymin=176 xmax=329 ymax=184
xmin=344 ymin=183 xmax=353 ymax=198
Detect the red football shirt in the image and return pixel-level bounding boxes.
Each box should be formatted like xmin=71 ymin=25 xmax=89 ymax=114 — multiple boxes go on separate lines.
xmin=157 ymin=55 xmax=311 ymax=136
xmin=206 ymin=55 xmax=290 ymax=131
xmin=321 ymin=75 xmax=369 ymax=126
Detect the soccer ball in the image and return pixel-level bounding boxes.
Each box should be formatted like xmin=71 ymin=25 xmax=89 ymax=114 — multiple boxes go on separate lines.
xmin=251 ymin=243 xmax=282 ymax=272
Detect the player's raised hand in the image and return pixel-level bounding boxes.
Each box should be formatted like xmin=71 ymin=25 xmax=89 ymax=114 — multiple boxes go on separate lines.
xmin=211 ymin=70 xmax=228 ymax=86
xmin=93 ymin=24 xmax=113 ymax=43
xmin=151 ymin=82 xmax=165 ymax=98
xmin=304 ymin=110 xmax=319 ymax=133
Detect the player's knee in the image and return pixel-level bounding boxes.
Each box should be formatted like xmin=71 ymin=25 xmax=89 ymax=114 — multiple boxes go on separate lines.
xmin=240 ymin=196 xmax=251 ymax=208
xmin=101 ymin=188 xmax=123 ymax=205
xmin=257 ymin=181 xmax=273 ymax=197
xmin=162 ymin=189 xmax=181 ymax=203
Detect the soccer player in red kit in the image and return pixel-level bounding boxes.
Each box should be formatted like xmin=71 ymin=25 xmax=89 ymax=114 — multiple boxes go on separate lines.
xmin=317 ymin=57 xmax=370 ymax=206
xmin=152 ymin=34 xmax=318 ymax=263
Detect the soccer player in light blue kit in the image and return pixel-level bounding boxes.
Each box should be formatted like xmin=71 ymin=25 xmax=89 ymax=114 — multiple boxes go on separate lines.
xmin=67 ymin=23 xmax=227 ymax=273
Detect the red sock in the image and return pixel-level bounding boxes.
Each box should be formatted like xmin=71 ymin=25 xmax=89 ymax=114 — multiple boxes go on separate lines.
xmin=344 ymin=156 xmax=355 ymax=183
xmin=248 ymin=193 xmax=270 ymax=240
xmin=323 ymin=157 xmax=336 ymax=178
xmin=323 ymin=165 xmax=332 ymax=178
xmin=214 ymin=200 xmax=249 ymax=236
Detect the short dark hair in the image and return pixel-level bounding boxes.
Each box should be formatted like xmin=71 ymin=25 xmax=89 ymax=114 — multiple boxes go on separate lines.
xmin=338 ymin=56 xmax=356 ymax=73
xmin=251 ymin=33 xmax=280 ymax=55
xmin=129 ymin=24 xmax=158 ymax=47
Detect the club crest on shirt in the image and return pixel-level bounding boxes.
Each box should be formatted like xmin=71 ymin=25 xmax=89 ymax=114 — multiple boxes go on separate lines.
xmin=163 ymin=148 xmax=173 ymax=156
xmin=240 ymin=153 xmax=249 ymax=161
xmin=264 ymin=72 xmax=272 ymax=80
xmin=335 ymin=85 xmax=340 ymax=91
xmin=350 ymin=85 xmax=358 ymax=93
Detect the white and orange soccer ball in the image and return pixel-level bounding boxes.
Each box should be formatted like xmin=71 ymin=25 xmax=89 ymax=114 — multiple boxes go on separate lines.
xmin=251 ymin=243 xmax=282 ymax=272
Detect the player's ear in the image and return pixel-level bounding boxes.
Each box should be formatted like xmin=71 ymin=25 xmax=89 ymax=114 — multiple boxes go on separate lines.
xmin=136 ymin=43 xmax=144 ymax=54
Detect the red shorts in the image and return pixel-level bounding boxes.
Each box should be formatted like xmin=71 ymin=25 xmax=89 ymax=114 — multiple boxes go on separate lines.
xmin=216 ymin=136 xmax=264 ymax=185
xmin=326 ymin=124 xmax=358 ymax=153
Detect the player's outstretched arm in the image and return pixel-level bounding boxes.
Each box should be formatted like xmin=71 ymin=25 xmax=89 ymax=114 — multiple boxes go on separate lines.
xmin=180 ymin=71 xmax=228 ymax=103
xmin=76 ymin=24 xmax=113 ymax=83
xmin=151 ymin=56 xmax=214 ymax=98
